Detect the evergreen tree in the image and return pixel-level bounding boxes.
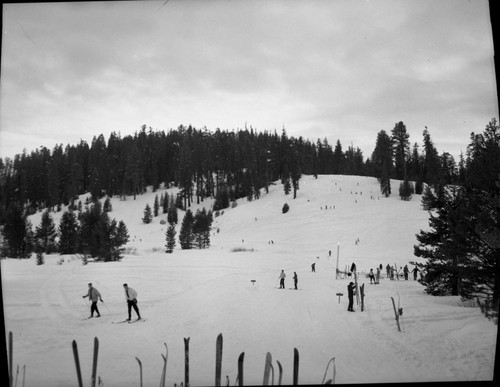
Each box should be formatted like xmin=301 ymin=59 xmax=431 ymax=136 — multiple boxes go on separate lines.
xmin=179 ymin=209 xmax=194 ymax=249
xmin=282 ymin=163 xmax=291 ymax=195
xmin=399 ymin=178 xmax=413 ymax=201
xmin=58 ymin=210 xmax=79 ymax=254
xmin=391 ymin=121 xmax=410 ymax=180
xmin=35 ymin=209 xmax=58 ymax=254
xmin=372 ymin=130 xmax=393 ymax=197
xmin=103 ymin=197 xmax=112 ymax=213
xmin=415 ymin=186 xmax=481 ymax=297
xmin=213 ymin=184 xmax=230 ymax=211
xmin=2 ymin=204 xmax=34 ymax=258
xmin=154 ymin=194 xmax=159 ymax=217
xmin=142 ymin=204 xmax=153 ymax=224
xmin=167 ymin=194 xmax=178 ymax=224
xmin=36 ymin=250 xmax=45 ymax=265
xmin=162 ymin=192 xmax=169 ymax=214
xmin=165 ymin=224 xmax=176 ymax=253
xmin=114 ymin=220 xmax=130 ymax=250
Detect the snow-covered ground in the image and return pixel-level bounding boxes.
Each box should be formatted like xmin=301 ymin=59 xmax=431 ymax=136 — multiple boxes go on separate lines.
xmin=2 ymin=175 xmax=497 ymax=386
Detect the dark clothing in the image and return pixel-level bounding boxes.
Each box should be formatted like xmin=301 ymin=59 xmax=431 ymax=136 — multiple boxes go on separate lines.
xmin=293 ymin=273 xmax=298 ymax=290
xmin=311 ymin=263 xmax=316 ymax=272
xmin=127 ymin=299 xmax=141 ymax=320
xmin=347 ymin=283 xmax=355 ymax=311
xmin=90 ymin=301 xmax=100 ymax=317
xmin=403 ymin=265 xmax=409 ymax=280
xmin=412 ymin=267 xmax=419 ymax=280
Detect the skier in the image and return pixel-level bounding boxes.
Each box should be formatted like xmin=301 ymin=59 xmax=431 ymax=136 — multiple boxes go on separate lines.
xmin=412 ymin=266 xmax=420 ymax=280
xmin=293 ymin=272 xmax=298 ymax=290
xmin=403 ymin=265 xmax=409 ymax=280
xmin=82 ymin=283 xmax=103 ymax=318
xmin=350 ymin=262 xmax=356 ymax=273
xmin=123 ymin=283 xmax=141 ymax=321
xmin=311 ymin=263 xmax=316 ymax=272
xmin=278 ymin=270 xmax=286 ymax=289
xmin=376 ymin=267 xmax=381 ymax=284
xmin=368 ymin=269 xmax=375 ymax=284
xmin=386 ymin=264 xmax=391 ymax=278
xmin=347 ymin=282 xmax=355 ymax=312
xmin=390 ymin=266 xmax=395 ymax=280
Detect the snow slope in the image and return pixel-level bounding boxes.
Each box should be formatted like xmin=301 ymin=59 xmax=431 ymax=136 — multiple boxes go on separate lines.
xmin=2 ymin=175 xmax=497 ymax=386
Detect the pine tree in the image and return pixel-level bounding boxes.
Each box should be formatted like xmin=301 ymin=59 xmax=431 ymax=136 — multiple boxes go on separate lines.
xmin=165 ymin=224 xmax=176 ymax=253
xmin=103 ymin=197 xmax=112 ymax=213
xmin=35 ymin=210 xmax=58 ymax=254
xmin=372 ymin=130 xmax=393 ymax=197
xmin=2 ymin=203 xmax=33 ymax=258
xmin=399 ymin=178 xmax=413 ymax=201
xmin=154 ymin=194 xmax=159 ymax=217
xmin=162 ymin=192 xmax=169 ymax=214
xmin=36 ymin=250 xmax=45 ymax=265
xmin=58 ymin=210 xmax=79 ymax=254
xmin=167 ymin=194 xmax=178 ymax=224
xmin=179 ymin=209 xmax=194 ymax=249
xmin=142 ymin=204 xmax=153 ymax=224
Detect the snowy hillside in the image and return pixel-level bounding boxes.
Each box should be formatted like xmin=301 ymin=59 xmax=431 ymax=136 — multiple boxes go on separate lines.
xmin=2 ymin=175 xmax=497 ymax=386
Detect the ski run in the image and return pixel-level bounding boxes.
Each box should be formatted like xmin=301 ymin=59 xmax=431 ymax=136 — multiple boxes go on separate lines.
xmin=2 ymin=175 xmax=497 ymax=386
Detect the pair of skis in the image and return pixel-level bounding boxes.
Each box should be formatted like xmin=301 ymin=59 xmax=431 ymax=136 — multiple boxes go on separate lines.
xmin=262 ymin=347 xmax=299 ymax=385
xmin=72 ymin=337 xmax=100 ymax=387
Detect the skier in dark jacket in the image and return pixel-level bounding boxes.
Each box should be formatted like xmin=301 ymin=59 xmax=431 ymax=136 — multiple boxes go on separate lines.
xmin=293 ymin=272 xmax=298 ymax=290
xmin=347 ymin=282 xmax=355 ymax=312
xmin=403 ymin=265 xmax=409 ymax=280
xmin=82 ymin=283 xmax=103 ymax=318
xmin=412 ymin=266 xmax=420 ymax=280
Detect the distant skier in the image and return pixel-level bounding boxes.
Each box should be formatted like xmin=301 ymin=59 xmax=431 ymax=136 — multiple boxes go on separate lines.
xmin=350 ymin=262 xmax=356 ymax=273
xmin=386 ymin=264 xmax=391 ymax=278
xmin=278 ymin=270 xmax=286 ymax=289
xmin=311 ymin=263 xmax=316 ymax=272
xmin=347 ymin=282 xmax=355 ymax=312
xmin=412 ymin=266 xmax=420 ymax=280
xmin=368 ymin=269 xmax=375 ymax=284
xmin=123 ymin=283 xmax=141 ymax=321
xmin=82 ymin=283 xmax=103 ymax=318
xmin=403 ymin=265 xmax=409 ymax=280
xmin=390 ymin=266 xmax=395 ymax=280
xmin=376 ymin=267 xmax=380 ymax=284
xmin=293 ymin=272 xmax=298 ymax=290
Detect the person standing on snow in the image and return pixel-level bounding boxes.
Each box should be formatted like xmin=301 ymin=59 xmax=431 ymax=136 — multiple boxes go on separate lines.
xmin=278 ymin=270 xmax=286 ymax=289
xmin=82 ymin=283 xmax=103 ymax=318
xmin=403 ymin=265 xmax=409 ymax=280
xmin=347 ymin=282 xmax=355 ymax=312
xmin=369 ymin=269 xmax=375 ymax=284
xmin=311 ymin=262 xmax=316 ymax=272
xmin=123 ymin=283 xmax=141 ymax=321
xmin=293 ymin=272 xmax=298 ymax=290
xmin=386 ymin=264 xmax=391 ymax=278
xmin=412 ymin=266 xmax=420 ymax=280
xmin=376 ymin=267 xmax=381 ymax=284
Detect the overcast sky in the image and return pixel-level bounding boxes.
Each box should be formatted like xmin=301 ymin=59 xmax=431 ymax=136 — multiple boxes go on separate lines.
xmin=1 ymin=0 xmax=498 ymax=161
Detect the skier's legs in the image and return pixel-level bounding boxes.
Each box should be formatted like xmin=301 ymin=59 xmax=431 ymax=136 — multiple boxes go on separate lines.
xmin=132 ymin=301 xmax=141 ymax=318
xmin=91 ymin=301 xmax=100 ymax=317
xmin=127 ymin=301 xmax=132 ymax=319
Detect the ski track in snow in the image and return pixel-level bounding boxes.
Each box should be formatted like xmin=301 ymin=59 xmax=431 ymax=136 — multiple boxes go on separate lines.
xmin=2 ymin=175 xmax=497 ymax=386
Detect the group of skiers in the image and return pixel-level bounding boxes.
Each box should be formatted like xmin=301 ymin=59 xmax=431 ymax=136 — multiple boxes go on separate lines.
xmin=384 ymin=264 xmax=421 ymax=281
xmin=82 ymin=283 xmax=141 ymax=321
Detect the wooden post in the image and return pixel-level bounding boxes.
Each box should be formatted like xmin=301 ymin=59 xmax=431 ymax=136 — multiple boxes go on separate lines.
xmin=335 ymin=293 xmax=343 ymax=303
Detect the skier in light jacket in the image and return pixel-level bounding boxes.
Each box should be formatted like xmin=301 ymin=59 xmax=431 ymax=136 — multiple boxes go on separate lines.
xmin=82 ymin=283 xmax=103 ymax=318
xmin=123 ymin=283 xmax=141 ymax=321
xmin=278 ymin=270 xmax=286 ymax=289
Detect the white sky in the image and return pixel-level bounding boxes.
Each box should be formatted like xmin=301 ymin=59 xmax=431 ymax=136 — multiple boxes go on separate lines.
xmin=0 ymin=0 xmax=498 ymax=161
